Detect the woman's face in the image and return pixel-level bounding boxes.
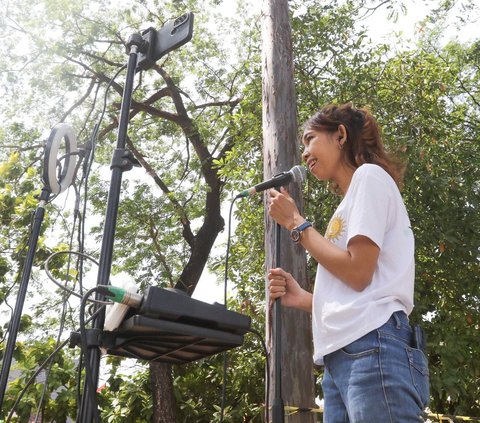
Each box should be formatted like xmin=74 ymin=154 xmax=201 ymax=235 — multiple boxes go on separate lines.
xmin=301 ymin=128 xmax=343 ymax=181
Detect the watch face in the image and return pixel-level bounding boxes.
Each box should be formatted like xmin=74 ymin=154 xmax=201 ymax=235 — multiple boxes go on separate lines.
xmin=291 ymin=229 xmax=300 ymax=242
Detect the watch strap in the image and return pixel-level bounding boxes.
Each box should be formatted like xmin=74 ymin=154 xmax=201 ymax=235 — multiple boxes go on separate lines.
xmin=290 ymin=221 xmax=312 ymax=243
xmin=295 ymin=221 xmax=312 ymax=232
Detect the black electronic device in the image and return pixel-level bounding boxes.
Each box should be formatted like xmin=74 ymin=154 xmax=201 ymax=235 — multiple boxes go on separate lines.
xmin=139 ymin=286 xmax=251 ymax=335
xmin=101 ymin=315 xmax=245 ymax=364
xmin=136 ymin=12 xmax=194 ymax=71
xmin=98 ymin=286 xmax=251 ymax=364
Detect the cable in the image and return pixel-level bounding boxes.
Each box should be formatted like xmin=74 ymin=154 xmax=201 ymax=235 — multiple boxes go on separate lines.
xmin=43 ymin=251 xmax=109 ymax=305
xmin=247 ymin=328 xmax=270 ymax=423
xmin=79 ymin=287 xmax=104 ymax=423
xmin=6 ymin=339 xmax=69 ymax=423
xmin=35 ymin=210 xmax=79 ymax=423
xmin=75 ymin=64 xmax=127 ymax=301
xmin=218 ymin=195 xmax=271 ymax=422
xmin=219 ymin=195 xmax=240 ymax=423
xmin=5 ymin=306 xmax=106 ymax=423
xmin=72 ymin=66 xmax=126 ymax=421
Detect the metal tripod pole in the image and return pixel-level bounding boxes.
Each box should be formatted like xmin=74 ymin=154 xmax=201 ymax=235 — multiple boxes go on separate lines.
xmin=0 ymin=188 xmax=51 ymax=412
xmin=78 ymin=34 xmax=143 ymax=423
xmin=271 ymin=220 xmax=285 ymax=423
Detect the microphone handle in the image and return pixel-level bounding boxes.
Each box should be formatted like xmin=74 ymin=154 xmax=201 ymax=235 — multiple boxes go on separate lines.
xmin=255 ymin=172 xmax=291 ymax=192
xmin=237 ymin=171 xmax=293 ymax=198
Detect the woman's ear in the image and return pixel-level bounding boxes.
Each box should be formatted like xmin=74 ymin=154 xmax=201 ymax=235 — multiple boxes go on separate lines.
xmin=337 ymin=124 xmax=347 ymax=142
xmin=337 ymin=124 xmax=348 ymax=149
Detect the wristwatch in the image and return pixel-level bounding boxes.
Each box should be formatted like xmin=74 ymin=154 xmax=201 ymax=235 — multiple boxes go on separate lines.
xmin=290 ymin=221 xmax=312 ymax=243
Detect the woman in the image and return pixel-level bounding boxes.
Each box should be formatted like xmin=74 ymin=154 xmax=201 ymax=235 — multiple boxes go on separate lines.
xmin=267 ymin=103 xmax=429 ymax=423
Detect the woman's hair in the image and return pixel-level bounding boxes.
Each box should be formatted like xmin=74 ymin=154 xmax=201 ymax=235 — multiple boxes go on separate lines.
xmin=304 ymin=102 xmax=406 ymax=190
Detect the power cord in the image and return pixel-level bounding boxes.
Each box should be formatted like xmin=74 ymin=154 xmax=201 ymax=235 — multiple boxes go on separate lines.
xmin=247 ymin=327 xmax=270 ymax=423
xmin=218 ymin=194 xmax=241 ymax=422
xmin=5 ymin=306 xmax=106 ymax=423
xmin=44 ymin=251 xmax=100 ymax=301
xmin=79 ymin=287 xmax=106 ymax=423
xmin=34 ymin=209 xmax=80 ymax=422
xmin=219 ymin=195 xmax=240 ymax=423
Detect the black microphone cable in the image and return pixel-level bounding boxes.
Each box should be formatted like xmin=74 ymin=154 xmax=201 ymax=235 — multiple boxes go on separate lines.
xmin=73 ymin=64 xmax=127 ymax=422
xmin=79 ymin=287 xmax=112 ymax=423
xmin=5 ymin=305 xmax=106 ymax=423
xmin=247 ymin=327 xmax=270 ymax=423
xmin=6 ymin=338 xmax=70 ymax=423
xmin=219 ymin=194 xmax=239 ymax=423
xmin=77 ymin=64 xmax=126 ymax=299
xmin=34 ymin=206 xmax=79 ymax=423
xmin=218 ymin=190 xmax=275 ymax=423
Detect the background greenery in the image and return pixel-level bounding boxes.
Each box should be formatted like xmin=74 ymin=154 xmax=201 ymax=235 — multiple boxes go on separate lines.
xmin=0 ymin=0 xmax=478 ymax=421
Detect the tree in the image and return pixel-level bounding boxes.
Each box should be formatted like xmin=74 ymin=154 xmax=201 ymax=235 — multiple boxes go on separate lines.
xmin=261 ymin=0 xmax=315 ymax=421
xmin=1 ymin=0 xmax=479 ymax=420
xmin=1 ymin=0 xmax=261 ymax=420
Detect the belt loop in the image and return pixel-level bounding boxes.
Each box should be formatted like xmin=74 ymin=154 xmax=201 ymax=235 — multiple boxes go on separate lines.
xmin=393 ymin=312 xmax=401 ymax=329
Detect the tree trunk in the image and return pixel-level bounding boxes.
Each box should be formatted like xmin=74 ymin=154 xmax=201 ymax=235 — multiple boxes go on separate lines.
xmin=150 ymin=362 xmax=176 ymax=423
xmin=261 ymin=0 xmax=316 ymax=422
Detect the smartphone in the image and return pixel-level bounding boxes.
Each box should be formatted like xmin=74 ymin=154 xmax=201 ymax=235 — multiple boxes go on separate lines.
xmin=137 ymin=12 xmax=194 ymax=71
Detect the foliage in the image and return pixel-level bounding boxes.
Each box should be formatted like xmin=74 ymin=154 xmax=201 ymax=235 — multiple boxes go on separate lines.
xmin=0 ymin=338 xmax=77 ymax=423
xmin=98 ymin=362 xmax=153 ymax=423
xmin=173 ymin=308 xmax=266 ymax=422
xmin=0 ymin=0 xmax=479 ymax=420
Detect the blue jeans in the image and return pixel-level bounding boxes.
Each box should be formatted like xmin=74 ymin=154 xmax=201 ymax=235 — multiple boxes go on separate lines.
xmin=322 ymin=311 xmax=430 ymax=423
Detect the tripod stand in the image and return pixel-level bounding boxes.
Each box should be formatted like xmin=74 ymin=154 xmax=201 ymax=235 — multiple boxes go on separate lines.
xmin=77 ymin=14 xmax=194 ymax=422
xmin=0 ymin=123 xmax=78 ymax=413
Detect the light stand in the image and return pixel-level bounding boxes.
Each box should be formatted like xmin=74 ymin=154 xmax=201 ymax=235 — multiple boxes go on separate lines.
xmin=0 ymin=123 xmax=78 ymax=412
xmin=77 ymin=34 xmax=142 ymax=423
xmin=77 ymin=13 xmax=194 ymax=423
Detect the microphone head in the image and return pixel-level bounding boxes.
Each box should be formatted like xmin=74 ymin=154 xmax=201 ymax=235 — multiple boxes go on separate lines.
xmin=289 ymin=165 xmax=307 ymax=184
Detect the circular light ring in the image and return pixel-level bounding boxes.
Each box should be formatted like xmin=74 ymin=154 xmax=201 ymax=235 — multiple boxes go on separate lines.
xmin=43 ymin=123 xmax=78 ymax=195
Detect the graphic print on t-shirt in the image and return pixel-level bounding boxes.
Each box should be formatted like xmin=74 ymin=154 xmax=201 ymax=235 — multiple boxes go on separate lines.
xmin=325 ymin=213 xmax=346 ymax=241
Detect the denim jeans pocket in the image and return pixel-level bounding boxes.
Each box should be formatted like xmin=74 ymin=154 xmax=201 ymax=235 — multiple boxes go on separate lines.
xmin=340 ymin=332 xmax=379 ymax=358
xmin=407 ymin=347 xmax=430 ymax=407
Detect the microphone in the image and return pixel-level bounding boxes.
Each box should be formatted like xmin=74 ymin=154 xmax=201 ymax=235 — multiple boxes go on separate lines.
xmin=237 ymin=165 xmax=307 ymax=198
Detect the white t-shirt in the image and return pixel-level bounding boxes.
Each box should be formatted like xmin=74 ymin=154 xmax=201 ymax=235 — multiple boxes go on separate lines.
xmin=312 ymin=163 xmax=414 ymax=365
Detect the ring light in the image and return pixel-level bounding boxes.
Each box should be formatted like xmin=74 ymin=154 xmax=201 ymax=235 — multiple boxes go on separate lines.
xmin=43 ymin=123 xmax=78 ymax=194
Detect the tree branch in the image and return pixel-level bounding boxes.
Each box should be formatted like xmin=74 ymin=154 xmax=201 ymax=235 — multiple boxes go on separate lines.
xmin=60 ymin=77 xmax=97 ymax=123
xmin=148 ymin=221 xmax=175 ymax=285
xmin=194 ymin=98 xmax=241 ymax=110
xmin=125 ymin=136 xmax=195 ymax=248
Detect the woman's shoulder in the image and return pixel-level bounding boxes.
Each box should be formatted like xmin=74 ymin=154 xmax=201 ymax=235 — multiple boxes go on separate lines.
xmin=354 ymin=164 xmax=394 ymax=184
xmin=354 ymin=163 xmax=388 ymax=177
xmin=352 ymin=164 xmax=398 ymax=194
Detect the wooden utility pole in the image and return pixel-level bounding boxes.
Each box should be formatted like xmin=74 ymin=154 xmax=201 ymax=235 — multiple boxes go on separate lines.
xmin=261 ymin=0 xmax=316 ymax=422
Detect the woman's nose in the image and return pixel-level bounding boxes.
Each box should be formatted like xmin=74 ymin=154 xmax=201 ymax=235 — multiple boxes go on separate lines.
xmin=302 ymin=149 xmax=309 ymax=161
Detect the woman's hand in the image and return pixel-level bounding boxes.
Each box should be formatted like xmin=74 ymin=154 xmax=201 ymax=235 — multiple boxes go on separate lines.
xmin=267 ymin=187 xmax=304 ymax=231
xmin=267 ymin=268 xmax=312 ymax=312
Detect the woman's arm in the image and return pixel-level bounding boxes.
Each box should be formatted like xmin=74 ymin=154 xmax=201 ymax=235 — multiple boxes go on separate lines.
xmin=298 ymin=229 xmax=379 ymax=291
xmin=268 ymin=188 xmax=379 ymax=292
